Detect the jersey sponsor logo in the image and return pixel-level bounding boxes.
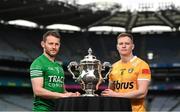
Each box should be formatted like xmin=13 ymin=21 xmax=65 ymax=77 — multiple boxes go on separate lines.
xmin=142 ymin=69 xmax=150 ymax=74
xmin=113 ymin=80 xmax=134 ymax=89
xmin=120 ymin=68 xmax=134 ymax=75
xmin=120 ymin=69 xmax=126 ymax=75
xmin=48 ymin=76 xmax=64 ymax=88
xmin=48 ymin=76 xmax=64 ymax=83
xmin=48 ymin=82 xmax=63 ymax=88
xmin=128 ymin=68 xmax=134 ymax=73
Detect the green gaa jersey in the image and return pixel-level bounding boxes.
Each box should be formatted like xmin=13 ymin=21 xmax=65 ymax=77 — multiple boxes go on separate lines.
xmin=30 ymin=54 xmax=65 ymax=111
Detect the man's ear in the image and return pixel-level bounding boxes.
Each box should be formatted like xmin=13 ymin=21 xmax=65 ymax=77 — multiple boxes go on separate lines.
xmin=116 ymin=44 xmax=118 ymax=50
xmin=41 ymin=41 xmax=45 ymax=48
xmin=132 ymin=44 xmax=135 ymax=50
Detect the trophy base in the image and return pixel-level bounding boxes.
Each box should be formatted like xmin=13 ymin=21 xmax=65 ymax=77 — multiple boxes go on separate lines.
xmin=81 ymin=89 xmax=98 ymax=97
xmin=81 ymin=94 xmax=98 ymax=97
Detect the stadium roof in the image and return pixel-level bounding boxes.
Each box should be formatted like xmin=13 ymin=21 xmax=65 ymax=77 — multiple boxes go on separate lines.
xmin=1 ymin=0 xmax=180 ymax=32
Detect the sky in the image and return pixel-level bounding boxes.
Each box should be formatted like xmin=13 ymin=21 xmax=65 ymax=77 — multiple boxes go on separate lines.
xmin=67 ymin=0 xmax=180 ymax=11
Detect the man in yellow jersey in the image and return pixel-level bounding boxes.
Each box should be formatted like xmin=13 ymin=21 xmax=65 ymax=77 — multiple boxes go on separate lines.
xmin=101 ymin=33 xmax=151 ymax=112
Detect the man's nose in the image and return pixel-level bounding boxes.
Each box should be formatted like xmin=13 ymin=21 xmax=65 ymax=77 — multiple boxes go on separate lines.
xmin=122 ymin=44 xmax=126 ymax=47
xmin=52 ymin=44 xmax=56 ymax=48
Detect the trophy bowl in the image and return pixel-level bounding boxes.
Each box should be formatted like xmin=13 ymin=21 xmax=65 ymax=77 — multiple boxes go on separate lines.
xmin=67 ymin=48 xmax=112 ymax=96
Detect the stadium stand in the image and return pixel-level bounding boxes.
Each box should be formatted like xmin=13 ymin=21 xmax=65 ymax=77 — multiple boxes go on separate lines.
xmin=0 ymin=94 xmax=33 ymax=111
xmin=0 ymin=26 xmax=42 ymax=61
xmin=0 ymin=0 xmax=180 ymax=111
xmin=0 ymin=35 xmax=29 ymax=61
xmin=0 ymin=21 xmax=180 ymax=112
xmin=147 ymin=95 xmax=180 ymax=111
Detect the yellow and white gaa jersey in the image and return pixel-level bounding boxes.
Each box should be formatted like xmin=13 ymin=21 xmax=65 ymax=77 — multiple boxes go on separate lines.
xmin=109 ymin=56 xmax=151 ymax=112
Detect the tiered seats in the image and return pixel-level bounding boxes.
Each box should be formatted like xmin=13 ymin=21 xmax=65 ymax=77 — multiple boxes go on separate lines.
xmin=148 ymin=95 xmax=180 ymax=111
xmin=0 ymin=94 xmax=33 ymax=111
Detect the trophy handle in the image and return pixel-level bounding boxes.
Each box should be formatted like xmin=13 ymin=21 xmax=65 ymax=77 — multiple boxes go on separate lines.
xmin=102 ymin=62 xmax=112 ymax=80
xmin=67 ymin=61 xmax=79 ymax=80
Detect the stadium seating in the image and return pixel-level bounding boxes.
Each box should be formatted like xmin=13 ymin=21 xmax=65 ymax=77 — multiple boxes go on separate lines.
xmin=0 ymin=25 xmax=180 ymax=111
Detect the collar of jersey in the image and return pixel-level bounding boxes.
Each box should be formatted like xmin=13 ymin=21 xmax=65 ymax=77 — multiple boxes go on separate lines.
xmin=120 ymin=56 xmax=137 ymax=64
xmin=42 ymin=54 xmax=56 ymax=64
xmin=130 ymin=56 xmax=137 ymax=62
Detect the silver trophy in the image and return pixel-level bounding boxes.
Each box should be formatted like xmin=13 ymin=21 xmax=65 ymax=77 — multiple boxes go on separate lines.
xmin=67 ymin=48 xmax=112 ymax=96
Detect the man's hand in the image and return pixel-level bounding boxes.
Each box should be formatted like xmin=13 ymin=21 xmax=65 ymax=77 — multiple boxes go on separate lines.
xmin=63 ymin=92 xmax=81 ymax=97
xmin=101 ymin=89 xmax=118 ymax=97
xmin=75 ymin=91 xmax=81 ymax=96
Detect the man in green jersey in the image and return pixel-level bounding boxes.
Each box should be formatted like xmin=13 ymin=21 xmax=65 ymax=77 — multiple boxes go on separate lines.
xmin=30 ymin=30 xmax=80 ymax=111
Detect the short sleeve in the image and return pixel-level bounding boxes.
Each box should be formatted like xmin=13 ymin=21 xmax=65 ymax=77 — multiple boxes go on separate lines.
xmin=138 ymin=62 xmax=151 ymax=81
xmin=30 ymin=60 xmax=43 ymax=79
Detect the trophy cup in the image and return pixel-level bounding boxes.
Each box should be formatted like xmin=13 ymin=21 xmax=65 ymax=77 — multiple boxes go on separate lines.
xmin=67 ymin=48 xmax=112 ymax=96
